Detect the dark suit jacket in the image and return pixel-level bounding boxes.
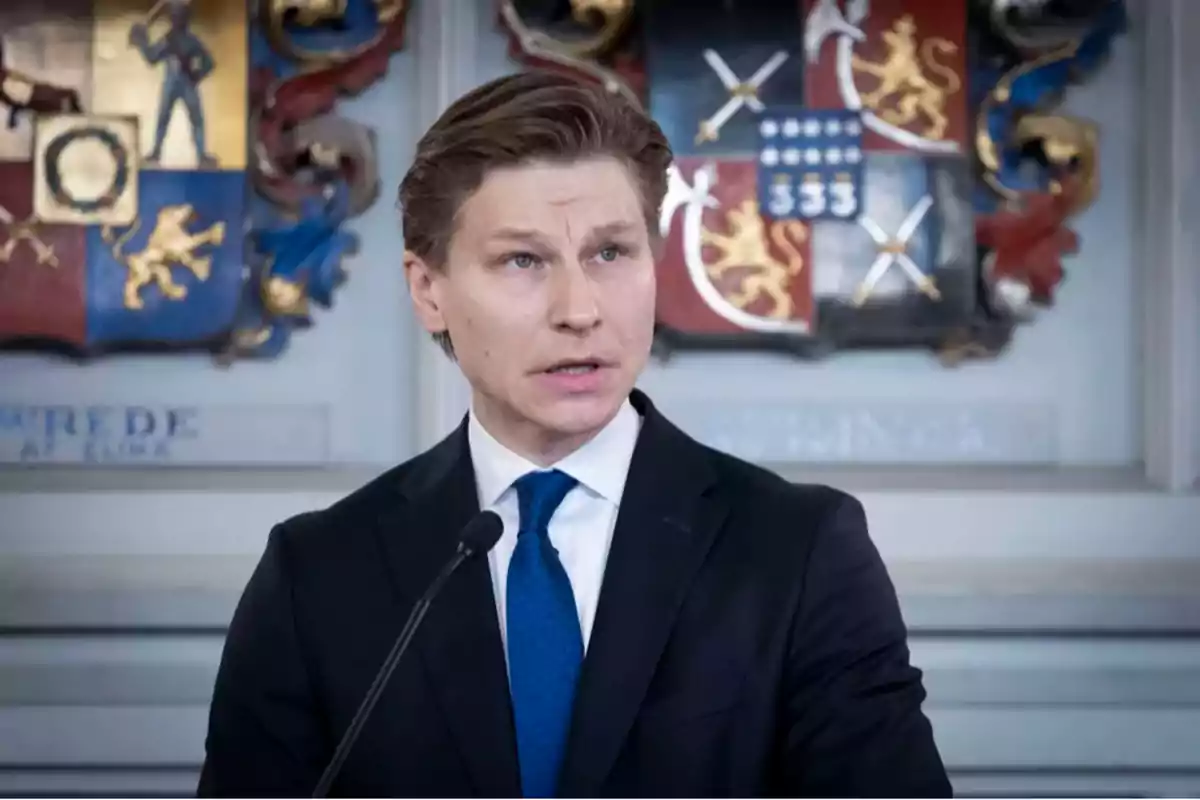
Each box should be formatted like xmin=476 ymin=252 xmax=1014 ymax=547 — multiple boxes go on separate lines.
xmin=197 ymin=391 xmax=950 ymax=797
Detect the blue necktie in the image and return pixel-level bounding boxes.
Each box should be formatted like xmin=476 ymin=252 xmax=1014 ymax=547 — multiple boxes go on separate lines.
xmin=506 ymin=469 xmax=582 ymax=798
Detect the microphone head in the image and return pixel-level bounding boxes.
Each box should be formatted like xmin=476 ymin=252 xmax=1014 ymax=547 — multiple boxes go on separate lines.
xmin=457 ymin=510 xmax=503 ymax=557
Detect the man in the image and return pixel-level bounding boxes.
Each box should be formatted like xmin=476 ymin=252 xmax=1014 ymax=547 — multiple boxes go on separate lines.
xmin=198 ymin=70 xmax=951 ymax=797
xmin=128 ymin=0 xmax=218 ymax=167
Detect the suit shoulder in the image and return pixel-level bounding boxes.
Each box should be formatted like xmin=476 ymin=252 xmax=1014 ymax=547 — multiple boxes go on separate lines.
xmin=695 ymin=444 xmax=875 ymax=600
xmin=270 ymin=443 xmax=445 ymax=553
xmin=701 ymin=444 xmax=863 ymax=520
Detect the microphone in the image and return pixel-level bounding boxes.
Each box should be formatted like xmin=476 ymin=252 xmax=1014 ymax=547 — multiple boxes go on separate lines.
xmin=312 ymin=510 xmax=504 ymax=798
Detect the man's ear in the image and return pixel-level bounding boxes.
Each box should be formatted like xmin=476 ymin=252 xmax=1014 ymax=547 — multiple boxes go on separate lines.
xmin=403 ymin=250 xmax=448 ymax=336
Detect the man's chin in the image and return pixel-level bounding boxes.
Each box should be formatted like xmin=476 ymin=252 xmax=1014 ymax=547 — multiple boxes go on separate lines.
xmin=529 ymin=393 xmax=623 ymax=438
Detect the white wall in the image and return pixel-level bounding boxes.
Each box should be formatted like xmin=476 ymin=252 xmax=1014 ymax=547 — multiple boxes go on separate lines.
xmin=1 ymin=0 xmax=1198 ymax=796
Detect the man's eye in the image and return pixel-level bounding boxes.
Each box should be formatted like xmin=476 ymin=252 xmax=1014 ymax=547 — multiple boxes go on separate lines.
xmin=597 ymin=244 xmax=627 ymax=262
xmin=506 ymin=252 xmax=539 ymax=269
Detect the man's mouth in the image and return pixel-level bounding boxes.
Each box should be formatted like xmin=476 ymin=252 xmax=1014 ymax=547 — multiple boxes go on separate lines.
xmin=544 ymin=359 xmax=602 ymax=375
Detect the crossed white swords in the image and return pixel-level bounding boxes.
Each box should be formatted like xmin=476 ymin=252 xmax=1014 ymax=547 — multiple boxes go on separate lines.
xmin=0 ymin=204 xmax=58 ymax=268
xmin=695 ymin=49 xmax=789 ymax=144
xmin=852 ymin=194 xmax=940 ymax=305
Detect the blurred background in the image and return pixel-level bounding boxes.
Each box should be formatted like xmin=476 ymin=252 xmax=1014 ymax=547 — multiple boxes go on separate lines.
xmin=0 ymin=0 xmax=1197 ymax=795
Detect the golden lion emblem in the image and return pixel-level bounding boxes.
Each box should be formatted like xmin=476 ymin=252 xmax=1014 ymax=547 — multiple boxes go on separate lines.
xmin=103 ymin=204 xmax=225 ymax=311
xmin=701 ymin=199 xmax=808 ymax=319
xmin=851 ymin=14 xmax=961 ymax=141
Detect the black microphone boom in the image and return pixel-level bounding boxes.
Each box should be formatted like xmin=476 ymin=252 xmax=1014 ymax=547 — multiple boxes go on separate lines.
xmin=312 ymin=510 xmax=504 ymax=798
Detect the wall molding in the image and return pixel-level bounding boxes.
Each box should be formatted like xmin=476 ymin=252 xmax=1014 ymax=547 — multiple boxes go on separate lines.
xmin=5 ymin=634 xmax=1200 ymax=708
xmin=1 ymin=767 xmax=1197 ymax=799
xmin=5 ymin=486 xmax=1194 ymax=558
xmin=2 ymin=633 xmax=1199 ymax=796
xmin=1140 ymin=0 xmax=1200 ymax=492
xmin=0 ymin=769 xmax=200 ymax=798
xmin=3 ymin=554 xmax=1198 ymax=633
xmin=0 ymin=705 xmax=1196 ymax=776
xmin=2 ymin=487 xmax=1197 ymax=631
xmin=950 ymin=771 xmax=1200 ymax=799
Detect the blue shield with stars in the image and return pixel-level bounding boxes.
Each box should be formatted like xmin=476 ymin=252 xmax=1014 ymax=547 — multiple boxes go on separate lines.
xmin=757 ymin=108 xmax=864 ymax=222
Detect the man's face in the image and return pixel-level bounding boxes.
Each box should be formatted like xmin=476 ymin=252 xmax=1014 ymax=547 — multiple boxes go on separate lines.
xmin=406 ymin=157 xmax=657 ymax=460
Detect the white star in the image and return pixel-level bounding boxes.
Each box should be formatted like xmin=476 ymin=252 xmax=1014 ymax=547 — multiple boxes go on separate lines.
xmin=827 ymin=147 xmax=843 ymax=164
xmin=760 ymin=119 xmax=780 ymax=138
xmin=825 ymin=119 xmax=842 ymax=136
xmin=803 ymin=118 xmax=822 ymax=137
xmin=805 ymin=148 xmax=822 ymax=164
xmin=844 ymin=146 xmax=862 ymax=163
xmin=761 ymin=146 xmax=780 ymax=166
xmin=783 ymin=148 xmax=802 ymax=165
xmin=782 ymin=118 xmax=802 ymax=138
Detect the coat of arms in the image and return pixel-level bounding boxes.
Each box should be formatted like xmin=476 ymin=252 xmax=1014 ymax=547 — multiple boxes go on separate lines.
xmin=0 ymin=0 xmax=408 ymax=361
xmin=501 ymin=0 xmax=1127 ymax=363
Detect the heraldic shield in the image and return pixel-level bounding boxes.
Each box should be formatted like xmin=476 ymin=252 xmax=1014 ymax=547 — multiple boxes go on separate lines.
xmin=500 ymin=0 xmax=1127 ymax=363
xmin=0 ymin=0 xmax=408 ymax=360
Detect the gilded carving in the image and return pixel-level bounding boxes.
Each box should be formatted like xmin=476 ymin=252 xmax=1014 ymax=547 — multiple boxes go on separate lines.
xmin=850 ymin=15 xmax=960 ymax=142
xmin=702 ymin=199 xmax=808 ymax=319
xmin=103 ymin=203 xmax=225 ymax=310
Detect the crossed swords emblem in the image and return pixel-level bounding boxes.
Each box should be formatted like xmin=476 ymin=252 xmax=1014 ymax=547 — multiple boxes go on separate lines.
xmin=851 ymin=194 xmax=941 ymax=306
xmin=695 ymin=49 xmax=789 ymax=145
xmin=0 ymin=205 xmax=58 ymax=268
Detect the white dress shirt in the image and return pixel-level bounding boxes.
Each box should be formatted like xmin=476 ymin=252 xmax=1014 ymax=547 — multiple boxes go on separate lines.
xmin=467 ymin=400 xmax=641 ymax=661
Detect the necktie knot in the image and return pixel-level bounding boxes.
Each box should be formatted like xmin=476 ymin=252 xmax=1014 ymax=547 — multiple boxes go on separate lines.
xmin=513 ymin=469 xmax=577 ymax=538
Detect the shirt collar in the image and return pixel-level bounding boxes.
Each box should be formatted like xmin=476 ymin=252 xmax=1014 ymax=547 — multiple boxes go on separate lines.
xmin=468 ymin=398 xmax=642 ymax=508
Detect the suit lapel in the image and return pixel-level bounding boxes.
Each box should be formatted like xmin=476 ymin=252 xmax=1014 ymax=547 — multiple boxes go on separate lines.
xmin=375 ymin=421 xmax=521 ymax=797
xmin=558 ymin=392 xmax=729 ymax=797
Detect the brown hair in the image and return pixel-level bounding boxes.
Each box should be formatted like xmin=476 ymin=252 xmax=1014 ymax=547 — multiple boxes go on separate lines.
xmin=398 ymin=69 xmax=673 ymax=271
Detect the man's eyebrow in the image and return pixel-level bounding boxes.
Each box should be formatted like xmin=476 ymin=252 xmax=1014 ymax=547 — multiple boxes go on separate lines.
xmin=487 ymin=222 xmax=640 ymax=247
xmin=487 ymin=228 xmax=555 ymax=248
xmin=587 ymin=221 xmax=639 ymax=240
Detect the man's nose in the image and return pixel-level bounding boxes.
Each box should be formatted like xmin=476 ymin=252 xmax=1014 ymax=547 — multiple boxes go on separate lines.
xmin=548 ymin=261 xmax=601 ymax=332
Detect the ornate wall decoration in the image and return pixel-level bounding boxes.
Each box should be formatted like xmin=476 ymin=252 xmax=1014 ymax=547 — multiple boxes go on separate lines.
xmin=501 ymin=0 xmax=1127 ymax=364
xmin=0 ymin=0 xmax=408 ymax=361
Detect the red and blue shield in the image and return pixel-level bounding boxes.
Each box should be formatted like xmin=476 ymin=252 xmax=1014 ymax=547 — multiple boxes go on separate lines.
xmin=0 ymin=0 xmax=407 ymax=360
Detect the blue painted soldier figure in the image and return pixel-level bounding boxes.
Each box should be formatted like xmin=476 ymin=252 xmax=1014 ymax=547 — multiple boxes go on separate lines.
xmin=128 ymin=0 xmax=218 ymax=167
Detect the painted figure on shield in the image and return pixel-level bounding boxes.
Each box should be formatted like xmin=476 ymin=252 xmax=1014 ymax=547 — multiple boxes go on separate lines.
xmin=128 ymin=0 xmax=218 ymax=167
